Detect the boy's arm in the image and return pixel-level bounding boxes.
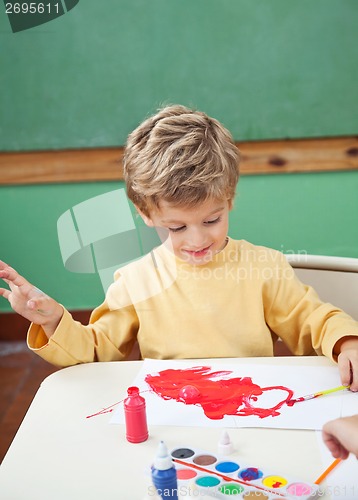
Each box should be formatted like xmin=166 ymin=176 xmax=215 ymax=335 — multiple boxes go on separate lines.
xmin=0 ymin=260 xmax=63 ymax=337
xmin=264 ymin=254 xmax=358 ymax=389
xmin=27 ymin=303 xmax=139 ymax=367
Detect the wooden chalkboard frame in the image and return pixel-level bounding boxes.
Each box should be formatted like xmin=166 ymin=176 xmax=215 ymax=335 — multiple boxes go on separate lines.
xmin=0 ymin=136 xmax=357 ymax=185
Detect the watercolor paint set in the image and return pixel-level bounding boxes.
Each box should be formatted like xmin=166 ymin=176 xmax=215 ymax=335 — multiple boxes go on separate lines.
xmin=170 ymin=446 xmax=320 ymax=499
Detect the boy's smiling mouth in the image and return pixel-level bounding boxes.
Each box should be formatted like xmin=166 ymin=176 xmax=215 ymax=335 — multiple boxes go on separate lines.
xmin=182 ymin=244 xmax=213 ymax=259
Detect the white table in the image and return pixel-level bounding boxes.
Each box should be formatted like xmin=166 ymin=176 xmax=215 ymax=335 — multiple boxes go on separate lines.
xmin=0 ymin=357 xmax=352 ymax=499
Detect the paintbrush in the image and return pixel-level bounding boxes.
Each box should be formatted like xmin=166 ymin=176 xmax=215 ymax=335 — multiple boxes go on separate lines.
xmin=287 ymin=385 xmax=350 ymax=406
xmin=314 ymin=458 xmax=342 ymax=485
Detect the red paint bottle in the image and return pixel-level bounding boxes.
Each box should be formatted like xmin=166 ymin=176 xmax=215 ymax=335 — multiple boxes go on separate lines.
xmin=124 ymin=386 xmax=148 ymax=443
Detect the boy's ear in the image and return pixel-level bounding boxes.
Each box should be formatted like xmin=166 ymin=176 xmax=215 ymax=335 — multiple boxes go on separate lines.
xmin=135 ymin=206 xmax=155 ymax=227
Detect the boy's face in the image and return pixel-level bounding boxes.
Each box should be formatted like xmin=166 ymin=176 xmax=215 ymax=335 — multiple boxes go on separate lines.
xmin=140 ymin=198 xmax=231 ymax=266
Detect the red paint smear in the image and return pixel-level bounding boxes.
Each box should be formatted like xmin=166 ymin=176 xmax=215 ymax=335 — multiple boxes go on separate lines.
xmin=240 ymin=468 xmax=262 ymax=481
xmin=145 ymin=366 xmax=294 ymax=420
xmin=287 ymin=393 xmax=320 ymax=406
xmin=85 ymin=390 xmax=152 ymax=419
xmin=286 ymin=397 xmax=304 ymax=406
xmin=272 ymin=482 xmax=283 ymax=488
xmin=86 ymin=404 xmax=118 ymax=419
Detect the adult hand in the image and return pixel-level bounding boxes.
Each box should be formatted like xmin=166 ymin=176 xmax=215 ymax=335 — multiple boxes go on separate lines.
xmin=322 ymin=415 xmax=358 ymax=459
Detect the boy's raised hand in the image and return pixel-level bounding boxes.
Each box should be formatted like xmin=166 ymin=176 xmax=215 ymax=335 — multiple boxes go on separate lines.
xmin=0 ymin=260 xmax=63 ymax=338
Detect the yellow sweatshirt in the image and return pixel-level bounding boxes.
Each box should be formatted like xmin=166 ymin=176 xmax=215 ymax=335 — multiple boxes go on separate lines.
xmin=27 ymin=238 xmax=358 ymax=367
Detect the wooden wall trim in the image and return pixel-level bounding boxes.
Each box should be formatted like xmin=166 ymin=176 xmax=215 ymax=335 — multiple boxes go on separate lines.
xmin=0 ymin=310 xmax=91 ymax=341
xmin=0 ymin=310 xmax=141 ymax=360
xmin=0 ymin=136 xmax=357 ymax=186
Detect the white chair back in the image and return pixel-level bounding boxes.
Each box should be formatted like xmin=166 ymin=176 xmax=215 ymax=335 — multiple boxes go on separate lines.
xmin=286 ymin=254 xmax=358 ymax=320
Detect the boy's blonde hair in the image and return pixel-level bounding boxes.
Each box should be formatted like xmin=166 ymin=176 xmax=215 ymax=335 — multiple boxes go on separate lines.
xmin=123 ymin=104 xmax=240 ymax=216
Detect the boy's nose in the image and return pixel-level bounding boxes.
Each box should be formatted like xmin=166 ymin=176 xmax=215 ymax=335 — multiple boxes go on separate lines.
xmin=186 ymin=227 xmax=207 ymax=248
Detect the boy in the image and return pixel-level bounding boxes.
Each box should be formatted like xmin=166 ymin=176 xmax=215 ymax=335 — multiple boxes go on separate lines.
xmin=1 ymin=104 xmax=358 ymax=390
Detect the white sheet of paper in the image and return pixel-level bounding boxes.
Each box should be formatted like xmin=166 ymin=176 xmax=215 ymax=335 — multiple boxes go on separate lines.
xmin=112 ymin=359 xmax=358 ymax=430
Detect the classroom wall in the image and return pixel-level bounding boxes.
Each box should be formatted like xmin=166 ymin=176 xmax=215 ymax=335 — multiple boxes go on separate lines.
xmin=1 ymin=0 xmax=357 ymax=313
xmin=1 ymin=0 xmax=358 ymax=149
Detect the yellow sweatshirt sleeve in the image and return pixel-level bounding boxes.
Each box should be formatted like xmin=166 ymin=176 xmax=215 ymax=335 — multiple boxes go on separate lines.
xmin=27 ymin=276 xmax=139 ymax=368
xmin=263 ymin=256 xmax=358 ymax=360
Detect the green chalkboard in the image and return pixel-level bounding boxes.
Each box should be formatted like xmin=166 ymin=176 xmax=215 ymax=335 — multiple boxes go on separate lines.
xmin=0 ymin=0 xmax=357 ymax=151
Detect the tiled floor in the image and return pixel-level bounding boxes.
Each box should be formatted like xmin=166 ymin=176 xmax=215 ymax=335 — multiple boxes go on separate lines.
xmin=0 ymin=341 xmax=59 ymax=463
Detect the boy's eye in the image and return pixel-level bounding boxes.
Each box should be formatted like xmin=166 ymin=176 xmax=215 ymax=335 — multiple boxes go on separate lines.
xmin=168 ymin=217 xmax=221 ymax=232
xmin=205 ymin=216 xmax=221 ymax=225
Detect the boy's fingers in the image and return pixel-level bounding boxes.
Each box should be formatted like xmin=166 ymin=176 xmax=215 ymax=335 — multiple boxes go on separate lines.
xmin=337 ymin=353 xmax=352 ymax=388
xmin=0 ymin=268 xmax=35 ymax=299
xmin=2 ymin=278 xmax=18 ymax=293
xmin=0 ymin=287 xmax=11 ymax=300
xmin=338 ymin=349 xmax=358 ymax=391
xmin=0 ymin=266 xmax=28 ymax=288
xmin=0 ymin=260 xmax=9 ymax=270
xmin=350 ymin=368 xmax=358 ymax=392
